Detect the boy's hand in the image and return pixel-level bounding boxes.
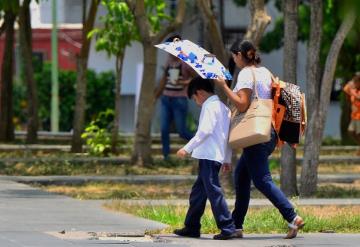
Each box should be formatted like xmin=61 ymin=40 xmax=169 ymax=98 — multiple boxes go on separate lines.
xmin=221 ymin=163 xmax=232 ymax=173
xmin=176 ymin=148 xmax=188 ymax=158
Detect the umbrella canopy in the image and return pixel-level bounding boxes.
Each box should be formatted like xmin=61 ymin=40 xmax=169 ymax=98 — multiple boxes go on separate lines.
xmin=155 ymin=39 xmax=232 ymax=80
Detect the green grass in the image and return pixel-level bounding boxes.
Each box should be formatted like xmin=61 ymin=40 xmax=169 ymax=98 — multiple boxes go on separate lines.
xmin=104 ymin=203 xmax=360 ymax=234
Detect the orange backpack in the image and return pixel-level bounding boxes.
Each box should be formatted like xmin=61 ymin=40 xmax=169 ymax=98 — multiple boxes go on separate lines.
xmin=271 ymin=76 xmax=307 ymax=147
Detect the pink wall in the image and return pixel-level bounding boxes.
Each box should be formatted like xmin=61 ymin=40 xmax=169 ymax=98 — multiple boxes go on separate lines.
xmin=0 ymin=28 xmax=82 ymax=74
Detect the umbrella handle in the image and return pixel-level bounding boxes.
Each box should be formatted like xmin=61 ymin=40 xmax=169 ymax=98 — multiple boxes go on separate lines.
xmin=202 ymin=54 xmax=216 ymax=64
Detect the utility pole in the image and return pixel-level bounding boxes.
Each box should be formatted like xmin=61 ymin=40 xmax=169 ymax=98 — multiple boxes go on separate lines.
xmin=51 ymin=0 xmax=59 ymax=132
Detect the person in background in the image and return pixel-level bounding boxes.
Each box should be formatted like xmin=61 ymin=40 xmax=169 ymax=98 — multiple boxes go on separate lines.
xmin=214 ymin=40 xmax=304 ymax=239
xmin=343 ymin=72 xmax=360 ymax=155
xmin=154 ymin=34 xmax=195 ymax=160
xmin=174 ymin=77 xmax=240 ymax=240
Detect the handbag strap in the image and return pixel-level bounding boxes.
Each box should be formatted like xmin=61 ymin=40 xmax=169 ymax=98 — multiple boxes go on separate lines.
xmin=231 ymin=67 xmax=258 ymax=116
xmin=249 ymin=67 xmax=259 ymax=99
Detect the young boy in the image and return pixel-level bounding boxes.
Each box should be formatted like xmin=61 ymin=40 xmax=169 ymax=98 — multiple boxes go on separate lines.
xmin=174 ymin=77 xmax=239 ymax=240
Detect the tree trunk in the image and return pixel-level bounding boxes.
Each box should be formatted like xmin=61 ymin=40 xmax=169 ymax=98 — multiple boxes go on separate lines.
xmin=300 ymin=0 xmax=323 ymax=197
xmin=71 ymin=0 xmax=99 ymax=152
xmin=111 ymin=54 xmax=124 ymax=154
xmin=196 ymin=0 xmax=228 ymax=102
xmin=196 ymin=0 xmax=226 ymax=64
xmin=71 ymin=57 xmax=87 ymax=152
xmin=126 ymin=0 xmax=185 ymax=165
xmin=19 ymin=0 xmax=38 ymax=143
xmin=230 ymin=0 xmax=270 ymax=90
xmin=132 ymin=45 xmax=157 ymax=165
xmin=244 ymin=0 xmax=271 ymax=47
xmin=317 ymin=11 xmax=356 ymax=140
xmin=0 ymin=11 xmax=16 ymax=142
xmin=280 ymin=0 xmax=298 ymax=196
xmin=300 ymin=2 xmax=355 ymax=197
xmin=0 ymin=22 xmax=6 ymax=37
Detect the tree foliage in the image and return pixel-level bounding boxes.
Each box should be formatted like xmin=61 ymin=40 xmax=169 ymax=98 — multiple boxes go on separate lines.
xmin=145 ymin=0 xmax=172 ymax=33
xmin=89 ymin=0 xmax=139 ymax=56
xmin=0 ymin=0 xmax=20 ymax=13
xmin=260 ymin=0 xmax=360 ymax=79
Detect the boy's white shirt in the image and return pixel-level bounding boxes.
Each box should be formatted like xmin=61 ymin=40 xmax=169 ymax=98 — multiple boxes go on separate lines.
xmin=183 ymin=95 xmax=232 ymax=164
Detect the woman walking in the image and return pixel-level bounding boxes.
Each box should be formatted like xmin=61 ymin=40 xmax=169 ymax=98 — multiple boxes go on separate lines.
xmin=214 ymin=40 xmax=304 ymax=239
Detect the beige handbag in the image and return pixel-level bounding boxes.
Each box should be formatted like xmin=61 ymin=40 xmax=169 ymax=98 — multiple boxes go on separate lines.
xmin=228 ymin=68 xmax=273 ymax=149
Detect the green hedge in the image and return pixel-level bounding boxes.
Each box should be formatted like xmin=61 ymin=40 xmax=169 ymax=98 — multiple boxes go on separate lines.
xmin=13 ymin=63 xmax=115 ymax=131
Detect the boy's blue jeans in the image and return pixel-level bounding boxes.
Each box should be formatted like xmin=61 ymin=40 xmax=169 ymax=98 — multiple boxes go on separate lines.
xmin=232 ymin=129 xmax=297 ymax=229
xmin=184 ymin=159 xmax=236 ymax=235
xmin=160 ymin=95 xmax=193 ymax=158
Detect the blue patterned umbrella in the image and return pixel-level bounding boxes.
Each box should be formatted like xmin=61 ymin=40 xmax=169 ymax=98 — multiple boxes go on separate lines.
xmin=155 ymin=39 xmax=232 ymax=80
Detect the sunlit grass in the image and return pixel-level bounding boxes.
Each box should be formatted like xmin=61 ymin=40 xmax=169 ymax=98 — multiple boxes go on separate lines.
xmin=104 ymin=203 xmax=360 ymax=234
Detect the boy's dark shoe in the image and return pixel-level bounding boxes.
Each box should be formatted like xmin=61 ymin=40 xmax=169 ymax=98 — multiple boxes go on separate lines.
xmin=213 ymin=231 xmax=240 ymax=240
xmin=173 ymin=228 xmax=200 ymax=238
xmin=234 ymin=229 xmax=243 ymax=238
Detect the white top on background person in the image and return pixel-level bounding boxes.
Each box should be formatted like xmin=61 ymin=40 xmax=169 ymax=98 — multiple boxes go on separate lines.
xmin=183 ymin=94 xmax=232 ymax=164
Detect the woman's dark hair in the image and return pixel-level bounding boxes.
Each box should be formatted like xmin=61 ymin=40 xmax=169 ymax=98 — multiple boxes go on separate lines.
xmin=187 ymin=76 xmax=215 ymax=98
xmin=230 ymin=39 xmax=261 ymax=65
xmin=165 ymin=34 xmax=182 ymax=43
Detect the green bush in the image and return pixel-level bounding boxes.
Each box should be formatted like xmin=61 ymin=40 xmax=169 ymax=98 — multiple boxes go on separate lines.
xmin=81 ymin=109 xmax=114 ymax=156
xmin=14 ymin=63 xmax=115 ymax=131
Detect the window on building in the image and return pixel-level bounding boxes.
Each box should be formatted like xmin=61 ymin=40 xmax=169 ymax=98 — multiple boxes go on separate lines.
xmin=64 ymin=0 xmax=83 ymax=24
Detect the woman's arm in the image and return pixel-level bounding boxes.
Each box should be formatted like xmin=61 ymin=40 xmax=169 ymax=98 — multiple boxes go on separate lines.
xmin=177 ymin=62 xmax=196 ymax=85
xmin=177 ymin=78 xmax=192 ymax=85
xmin=215 ymin=77 xmax=252 ymax=113
xmin=154 ymin=73 xmax=167 ymax=99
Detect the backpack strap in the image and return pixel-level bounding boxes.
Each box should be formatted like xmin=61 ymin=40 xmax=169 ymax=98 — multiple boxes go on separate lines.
xmin=300 ymin=93 xmax=307 ymax=135
xmin=271 ymin=76 xmax=285 ymax=129
xmin=270 ymin=73 xmax=286 ymax=148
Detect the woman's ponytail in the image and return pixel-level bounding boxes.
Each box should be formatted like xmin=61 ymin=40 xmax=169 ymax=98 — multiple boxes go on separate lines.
xmin=230 ymin=40 xmax=261 ymax=65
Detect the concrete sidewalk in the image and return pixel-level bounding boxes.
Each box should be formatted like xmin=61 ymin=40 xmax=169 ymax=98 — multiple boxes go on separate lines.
xmin=0 ymin=178 xmax=174 ymax=246
xmin=0 ymin=177 xmax=360 ymax=246
xmin=5 ymin=173 xmax=360 ymax=185
xmin=157 ymin=233 xmax=360 ymax=247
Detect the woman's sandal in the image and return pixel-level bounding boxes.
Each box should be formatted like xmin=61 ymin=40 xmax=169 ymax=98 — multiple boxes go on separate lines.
xmin=285 ymin=216 xmax=305 ymax=239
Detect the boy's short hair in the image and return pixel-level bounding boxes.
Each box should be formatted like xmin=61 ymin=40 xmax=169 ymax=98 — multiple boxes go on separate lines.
xmin=187 ymin=76 xmax=215 ymax=98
